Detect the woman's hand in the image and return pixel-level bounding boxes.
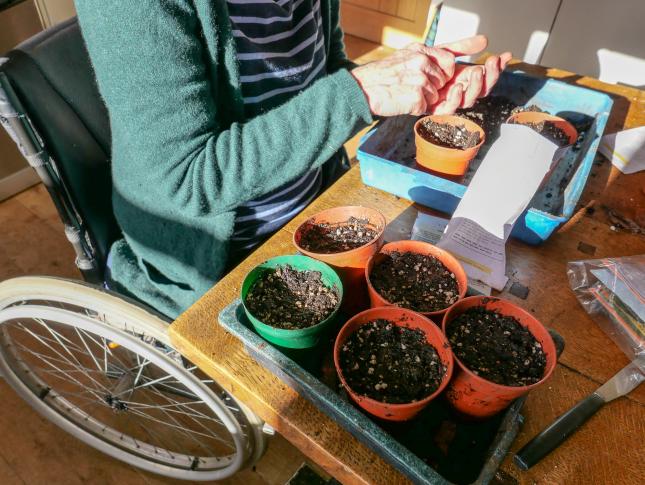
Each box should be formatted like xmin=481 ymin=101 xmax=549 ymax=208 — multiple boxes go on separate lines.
xmin=351 ymin=35 xmax=512 ymax=117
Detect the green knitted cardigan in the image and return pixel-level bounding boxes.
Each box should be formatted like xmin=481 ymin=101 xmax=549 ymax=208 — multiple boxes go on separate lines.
xmin=75 ymin=0 xmax=374 ymax=317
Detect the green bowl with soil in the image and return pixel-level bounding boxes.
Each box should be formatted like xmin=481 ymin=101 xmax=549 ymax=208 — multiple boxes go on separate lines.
xmin=365 ymin=240 xmax=468 ymax=321
xmin=414 ymin=114 xmax=485 ymax=176
xmin=442 ymin=296 xmax=557 ymax=418
xmin=293 ymin=206 xmax=386 ymax=314
xmin=241 ymin=255 xmax=343 ymax=349
xmin=334 ymin=306 xmax=453 ymax=421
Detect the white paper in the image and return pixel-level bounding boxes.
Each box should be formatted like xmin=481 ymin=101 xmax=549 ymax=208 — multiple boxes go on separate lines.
xmin=438 ymin=124 xmax=560 ymax=290
xmin=411 ymin=212 xmax=449 ymax=244
xmin=599 ymin=126 xmax=645 ymax=174
xmin=411 ymin=212 xmax=492 ymax=296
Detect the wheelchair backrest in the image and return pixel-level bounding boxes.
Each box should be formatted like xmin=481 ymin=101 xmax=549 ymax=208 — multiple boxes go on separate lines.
xmin=0 ymin=17 xmax=120 ymax=282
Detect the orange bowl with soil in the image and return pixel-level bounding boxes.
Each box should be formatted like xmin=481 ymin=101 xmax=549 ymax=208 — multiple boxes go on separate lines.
xmin=334 ymin=306 xmax=453 ymax=421
xmin=414 ymin=114 xmax=485 ymax=176
xmin=506 ymin=111 xmax=577 ymax=147
xmin=294 ymin=206 xmax=386 ymax=314
xmin=365 ymin=240 xmax=467 ymax=321
xmin=442 ymin=296 xmax=557 ymax=418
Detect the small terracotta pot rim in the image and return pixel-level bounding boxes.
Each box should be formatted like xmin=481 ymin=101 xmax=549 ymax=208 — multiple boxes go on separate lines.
xmin=365 ymin=241 xmax=468 ymax=316
xmin=334 ymin=306 xmax=454 ymax=409
xmin=414 ymin=114 xmax=486 ymax=152
xmin=505 ymin=112 xmax=578 ymax=145
xmin=293 ymin=206 xmax=387 ymax=258
xmin=442 ymin=296 xmax=558 ymax=392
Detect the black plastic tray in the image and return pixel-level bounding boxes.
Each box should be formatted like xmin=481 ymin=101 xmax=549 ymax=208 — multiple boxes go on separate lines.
xmin=219 ymin=300 xmax=564 ymax=484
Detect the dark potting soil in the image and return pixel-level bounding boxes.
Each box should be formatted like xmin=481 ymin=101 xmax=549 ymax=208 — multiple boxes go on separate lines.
xmin=299 ymin=217 xmax=379 ymax=253
xmin=447 ymin=307 xmax=546 ymax=387
xmin=339 ymin=319 xmax=446 ymax=403
xmin=509 ymin=119 xmax=570 ymax=146
xmin=417 ymin=119 xmax=481 ymax=150
xmin=457 ymin=96 xmax=544 ymax=140
xmin=245 ymin=265 xmax=339 ymax=330
xmin=370 ymin=251 xmax=459 ymax=313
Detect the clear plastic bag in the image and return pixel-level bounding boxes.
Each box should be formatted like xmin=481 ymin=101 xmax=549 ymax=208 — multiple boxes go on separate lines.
xmin=567 ymin=255 xmax=645 ymax=360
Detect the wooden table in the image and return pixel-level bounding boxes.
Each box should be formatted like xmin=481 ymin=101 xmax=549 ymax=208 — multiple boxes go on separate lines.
xmin=169 ymin=64 xmax=645 ymax=484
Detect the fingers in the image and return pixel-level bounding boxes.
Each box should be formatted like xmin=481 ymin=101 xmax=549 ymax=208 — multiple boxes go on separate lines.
xmin=432 ymin=83 xmax=464 ymax=115
xmin=481 ymin=52 xmax=512 ymax=95
xmin=462 ymin=67 xmax=484 ymax=108
xmin=436 ymin=35 xmax=488 ymax=57
xmin=406 ymin=43 xmax=456 ymax=79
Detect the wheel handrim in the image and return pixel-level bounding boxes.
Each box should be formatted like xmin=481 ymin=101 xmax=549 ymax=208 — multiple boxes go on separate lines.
xmin=0 ymin=305 xmax=247 ymax=475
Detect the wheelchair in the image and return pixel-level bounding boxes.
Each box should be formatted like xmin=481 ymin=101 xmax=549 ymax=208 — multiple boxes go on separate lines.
xmin=0 ymin=18 xmax=269 ymax=481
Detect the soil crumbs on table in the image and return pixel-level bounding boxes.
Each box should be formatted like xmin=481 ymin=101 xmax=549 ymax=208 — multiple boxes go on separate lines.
xmin=299 ymin=217 xmax=379 ymax=253
xmin=418 ymin=119 xmax=481 ymax=149
xmin=340 ymin=319 xmax=445 ymax=403
xmin=447 ymin=307 xmax=546 ymax=386
xmin=370 ymin=251 xmax=459 ymax=312
xmin=457 ymin=96 xmax=544 ymax=140
xmin=245 ymin=265 xmax=339 ymax=329
xmin=509 ymin=119 xmax=571 ymax=146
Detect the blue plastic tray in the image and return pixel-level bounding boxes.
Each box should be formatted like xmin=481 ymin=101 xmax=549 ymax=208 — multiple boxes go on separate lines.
xmin=358 ymin=71 xmax=613 ymax=244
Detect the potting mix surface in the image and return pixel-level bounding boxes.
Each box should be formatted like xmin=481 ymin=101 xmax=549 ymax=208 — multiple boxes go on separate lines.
xmin=244 ymin=265 xmax=339 ymax=329
xmin=447 ymin=307 xmax=547 ymax=387
xmin=339 ymin=319 xmax=445 ymax=404
xmin=417 ymin=118 xmax=481 ymax=150
xmin=299 ymin=217 xmax=379 ymax=253
xmin=457 ymin=96 xmax=543 ymax=140
xmin=370 ymin=251 xmax=459 ymax=313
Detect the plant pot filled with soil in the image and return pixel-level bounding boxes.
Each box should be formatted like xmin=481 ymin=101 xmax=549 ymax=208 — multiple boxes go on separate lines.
xmin=294 ymin=206 xmax=386 ymax=314
xmin=414 ymin=114 xmax=485 ymax=176
xmin=242 ymin=255 xmax=343 ymax=349
xmin=366 ymin=240 xmax=467 ymax=320
xmin=334 ymin=306 xmax=453 ymax=421
xmin=442 ymin=296 xmax=557 ymax=418
xmin=507 ymin=112 xmax=577 ymax=147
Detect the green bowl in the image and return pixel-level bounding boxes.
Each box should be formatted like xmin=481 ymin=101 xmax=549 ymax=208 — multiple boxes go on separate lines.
xmin=241 ymin=255 xmax=343 ymax=349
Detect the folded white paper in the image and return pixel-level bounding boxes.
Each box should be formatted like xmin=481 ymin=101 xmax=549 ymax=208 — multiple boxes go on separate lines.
xmin=411 ymin=212 xmax=492 ymax=296
xmin=599 ymin=126 xmax=645 ymax=174
xmin=438 ymin=124 xmax=560 ymax=290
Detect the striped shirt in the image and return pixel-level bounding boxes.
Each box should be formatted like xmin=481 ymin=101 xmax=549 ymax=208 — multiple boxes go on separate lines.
xmin=230 ymin=0 xmax=327 ymax=259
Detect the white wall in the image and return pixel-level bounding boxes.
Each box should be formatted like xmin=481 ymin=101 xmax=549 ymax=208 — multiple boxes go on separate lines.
xmin=433 ymin=0 xmax=645 ymax=88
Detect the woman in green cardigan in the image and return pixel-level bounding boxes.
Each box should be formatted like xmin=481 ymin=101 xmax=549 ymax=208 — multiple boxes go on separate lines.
xmin=76 ymin=0 xmax=510 ymax=317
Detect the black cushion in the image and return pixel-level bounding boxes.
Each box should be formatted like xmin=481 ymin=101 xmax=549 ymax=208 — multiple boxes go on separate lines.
xmin=1 ymin=17 xmax=119 ymax=266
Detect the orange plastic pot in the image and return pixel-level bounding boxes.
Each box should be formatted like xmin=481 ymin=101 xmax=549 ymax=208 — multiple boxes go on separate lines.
xmin=442 ymin=296 xmax=557 ymax=418
xmin=414 ymin=115 xmax=485 ymax=176
xmin=506 ymin=111 xmax=577 ymax=146
xmin=365 ymin=240 xmax=468 ymax=321
xmin=334 ymin=306 xmax=454 ymax=421
xmin=507 ymin=112 xmax=578 ymax=187
xmin=294 ymin=206 xmax=386 ymax=314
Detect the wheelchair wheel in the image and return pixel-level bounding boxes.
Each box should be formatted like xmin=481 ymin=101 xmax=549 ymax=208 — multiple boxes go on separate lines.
xmin=0 ymin=277 xmax=268 ymax=481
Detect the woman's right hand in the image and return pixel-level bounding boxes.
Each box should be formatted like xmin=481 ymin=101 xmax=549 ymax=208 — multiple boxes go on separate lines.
xmin=351 ymin=35 xmax=510 ymax=117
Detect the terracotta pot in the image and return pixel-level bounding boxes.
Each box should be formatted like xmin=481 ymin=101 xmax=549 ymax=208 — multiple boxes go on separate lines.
xmin=442 ymin=296 xmax=557 ymax=418
xmin=414 ymin=114 xmax=485 ymax=176
xmin=294 ymin=206 xmax=386 ymax=314
xmin=506 ymin=111 xmax=578 ymax=146
xmin=365 ymin=240 xmax=468 ymax=321
xmin=334 ymin=306 xmax=454 ymax=421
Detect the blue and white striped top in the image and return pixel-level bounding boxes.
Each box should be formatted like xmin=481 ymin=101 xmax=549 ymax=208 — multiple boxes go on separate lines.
xmin=229 ymin=0 xmax=327 ymax=260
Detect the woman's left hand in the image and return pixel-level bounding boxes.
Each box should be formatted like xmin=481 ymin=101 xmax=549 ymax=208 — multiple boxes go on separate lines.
xmin=430 ymin=37 xmax=512 ymax=115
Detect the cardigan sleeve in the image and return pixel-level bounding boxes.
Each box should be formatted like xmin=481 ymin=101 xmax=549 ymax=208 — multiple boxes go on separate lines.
xmin=76 ymin=0 xmax=372 ymax=217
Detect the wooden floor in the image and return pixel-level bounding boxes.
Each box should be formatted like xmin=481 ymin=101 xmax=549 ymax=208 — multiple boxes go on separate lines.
xmin=0 ymin=35 xmax=380 ymax=485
